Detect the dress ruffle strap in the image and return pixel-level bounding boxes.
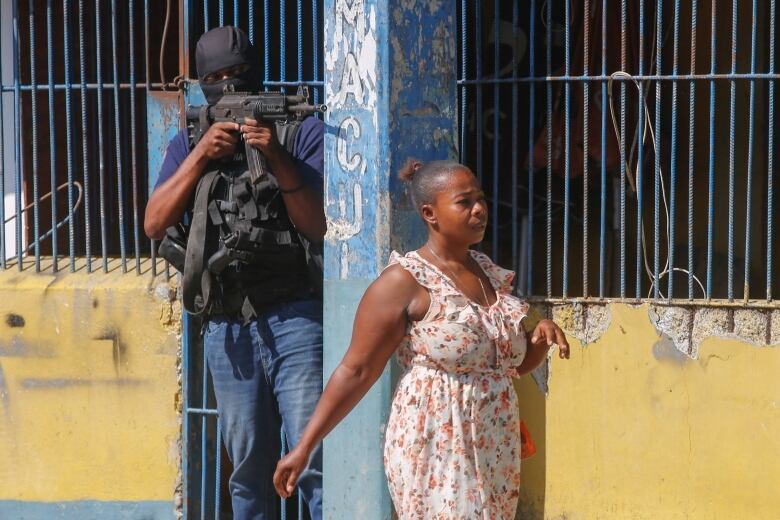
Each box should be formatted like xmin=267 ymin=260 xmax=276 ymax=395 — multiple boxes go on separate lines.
xmin=470 ymin=250 xmax=516 ymax=294
xmin=388 ymin=251 xmax=450 ymax=321
xmin=388 ymin=250 xmax=442 ymax=291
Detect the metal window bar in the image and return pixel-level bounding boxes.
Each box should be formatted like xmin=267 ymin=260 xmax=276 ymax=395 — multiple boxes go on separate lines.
xmin=687 ymin=0 xmax=697 ymax=300
xmin=600 ymin=0 xmax=607 ymax=299
xmin=182 ymin=2 xmax=323 ymax=519
xmin=0 ymin=1 xmax=169 ymax=273
xmin=636 ymin=0 xmax=646 ymax=300
xmin=458 ymin=0 xmax=780 ymax=310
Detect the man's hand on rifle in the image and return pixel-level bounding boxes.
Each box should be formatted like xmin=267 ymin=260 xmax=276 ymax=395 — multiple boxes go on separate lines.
xmin=196 ymin=121 xmax=240 ymax=160
xmin=241 ymin=117 xmax=284 ymax=158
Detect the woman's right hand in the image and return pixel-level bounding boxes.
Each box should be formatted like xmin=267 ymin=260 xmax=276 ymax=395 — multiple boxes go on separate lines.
xmin=273 ymin=446 xmax=310 ymax=498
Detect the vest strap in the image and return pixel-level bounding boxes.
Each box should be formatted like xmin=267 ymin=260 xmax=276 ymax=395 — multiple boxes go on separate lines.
xmin=182 ymin=168 xmax=221 ymax=316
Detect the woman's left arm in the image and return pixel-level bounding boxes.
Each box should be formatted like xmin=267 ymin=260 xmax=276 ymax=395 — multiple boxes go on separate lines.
xmin=515 ymin=319 xmax=570 ymax=376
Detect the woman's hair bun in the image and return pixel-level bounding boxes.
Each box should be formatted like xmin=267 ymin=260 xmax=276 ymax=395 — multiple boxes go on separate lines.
xmin=399 ymin=158 xmax=424 ymax=182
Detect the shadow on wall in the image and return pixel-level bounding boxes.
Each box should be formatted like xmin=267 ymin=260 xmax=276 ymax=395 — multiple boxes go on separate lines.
xmin=515 ymin=374 xmax=547 ymax=520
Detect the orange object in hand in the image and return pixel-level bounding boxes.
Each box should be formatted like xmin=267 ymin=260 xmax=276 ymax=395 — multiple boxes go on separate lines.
xmin=520 ymin=420 xmax=536 ymax=460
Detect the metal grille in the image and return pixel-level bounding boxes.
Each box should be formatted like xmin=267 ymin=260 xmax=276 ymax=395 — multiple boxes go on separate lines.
xmin=0 ymin=0 xmax=177 ymax=274
xmin=459 ymin=0 xmax=779 ymax=308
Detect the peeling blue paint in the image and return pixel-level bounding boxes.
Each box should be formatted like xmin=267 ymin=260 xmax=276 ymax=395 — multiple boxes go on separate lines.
xmin=145 ymin=92 xmax=181 ymax=197
xmin=322 ymin=1 xmax=457 ymax=517
xmin=145 ymin=83 xmax=206 ymax=196
xmin=323 ymin=0 xmax=387 ymax=280
xmin=387 ymin=2 xmax=459 ymax=216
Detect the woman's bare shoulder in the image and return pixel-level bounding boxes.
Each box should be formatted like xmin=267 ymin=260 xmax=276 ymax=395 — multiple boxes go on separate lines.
xmin=373 ymin=263 xmax=420 ymax=293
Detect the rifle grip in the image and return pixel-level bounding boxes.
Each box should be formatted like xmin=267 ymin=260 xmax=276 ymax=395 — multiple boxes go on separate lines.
xmin=246 ymin=145 xmax=269 ymax=184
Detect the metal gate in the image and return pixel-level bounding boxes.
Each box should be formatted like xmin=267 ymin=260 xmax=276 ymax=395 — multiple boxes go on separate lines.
xmin=458 ymin=0 xmax=779 ymax=307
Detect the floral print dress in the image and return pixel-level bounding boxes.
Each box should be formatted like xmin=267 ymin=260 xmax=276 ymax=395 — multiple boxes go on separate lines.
xmin=383 ymin=250 xmax=530 ymax=520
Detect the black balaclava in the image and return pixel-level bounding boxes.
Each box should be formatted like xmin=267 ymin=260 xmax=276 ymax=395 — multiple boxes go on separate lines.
xmin=196 ymin=26 xmax=260 ymax=104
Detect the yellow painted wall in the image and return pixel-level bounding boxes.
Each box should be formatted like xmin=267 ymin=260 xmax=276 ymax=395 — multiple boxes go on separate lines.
xmin=0 ymin=260 xmax=181 ymax=502
xmin=517 ymin=304 xmax=780 ymax=520
xmin=4 ymin=260 xmax=779 ymax=518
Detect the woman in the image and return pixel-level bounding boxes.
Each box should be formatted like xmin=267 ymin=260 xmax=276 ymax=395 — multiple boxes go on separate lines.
xmin=273 ymin=160 xmax=570 ymax=519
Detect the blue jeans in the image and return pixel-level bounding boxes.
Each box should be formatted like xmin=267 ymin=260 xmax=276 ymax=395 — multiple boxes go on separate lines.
xmin=203 ymin=298 xmax=323 ymax=520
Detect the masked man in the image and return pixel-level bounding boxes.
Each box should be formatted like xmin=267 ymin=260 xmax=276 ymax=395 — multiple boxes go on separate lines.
xmin=144 ymin=26 xmax=324 ymax=520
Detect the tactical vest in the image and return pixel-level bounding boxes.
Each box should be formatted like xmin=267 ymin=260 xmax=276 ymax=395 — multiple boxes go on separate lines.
xmin=158 ymin=120 xmax=323 ymax=322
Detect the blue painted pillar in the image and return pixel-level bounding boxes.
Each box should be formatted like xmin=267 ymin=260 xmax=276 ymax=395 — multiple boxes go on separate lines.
xmin=322 ymin=0 xmax=457 ymax=517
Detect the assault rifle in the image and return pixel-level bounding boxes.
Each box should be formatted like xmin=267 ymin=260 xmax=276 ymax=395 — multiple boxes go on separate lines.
xmin=186 ymin=85 xmax=327 ymax=182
